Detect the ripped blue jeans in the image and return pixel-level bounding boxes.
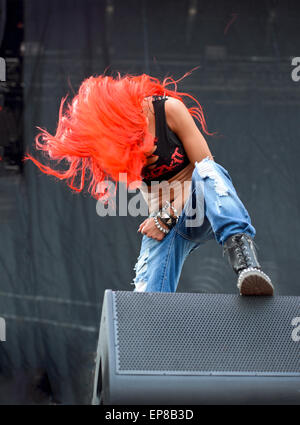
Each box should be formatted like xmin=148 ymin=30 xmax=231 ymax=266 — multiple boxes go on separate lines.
xmin=130 ymin=157 xmax=256 ymax=293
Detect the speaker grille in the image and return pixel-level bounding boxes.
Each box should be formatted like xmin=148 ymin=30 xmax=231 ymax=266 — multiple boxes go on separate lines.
xmin=112 ymin=292 xmax=300 ymax=375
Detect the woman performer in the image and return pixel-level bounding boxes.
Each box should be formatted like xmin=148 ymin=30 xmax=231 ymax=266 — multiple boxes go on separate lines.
xmin=24 ymin=72 xmax=274 ymax=295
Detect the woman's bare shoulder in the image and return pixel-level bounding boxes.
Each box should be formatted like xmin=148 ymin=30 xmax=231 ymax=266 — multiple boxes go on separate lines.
xmin=164 ymin=97 xmax=191 ymax=132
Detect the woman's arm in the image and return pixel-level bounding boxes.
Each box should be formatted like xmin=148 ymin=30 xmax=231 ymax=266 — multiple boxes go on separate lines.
xmin=165 ymin=97 xmax=214 ymax=164
xmin=160 ymin=97 xmax=214 ymax=217
xmin=138 ymin=97 xmax=214 ymax=240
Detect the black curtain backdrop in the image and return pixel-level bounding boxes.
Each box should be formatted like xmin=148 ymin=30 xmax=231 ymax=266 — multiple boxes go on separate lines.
xmin=0 ymin=0 xmax=300 ymax=404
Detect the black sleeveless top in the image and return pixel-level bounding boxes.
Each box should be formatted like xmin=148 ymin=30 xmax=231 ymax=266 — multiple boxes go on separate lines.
xmin=141 ymin=95 xmax=190 ymax=186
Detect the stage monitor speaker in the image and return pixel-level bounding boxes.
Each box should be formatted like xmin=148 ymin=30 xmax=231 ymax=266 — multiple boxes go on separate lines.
xmin=92 ymin=290 xmax=300 ymax=405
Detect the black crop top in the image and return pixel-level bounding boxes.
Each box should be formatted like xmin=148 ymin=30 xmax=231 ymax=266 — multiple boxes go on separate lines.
xmin=141 ymin=95 xmax=190 ymax=186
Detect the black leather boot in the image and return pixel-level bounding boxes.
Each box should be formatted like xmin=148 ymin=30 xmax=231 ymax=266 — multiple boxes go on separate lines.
xmin=223 ymin=233 xmax=274 ymax=295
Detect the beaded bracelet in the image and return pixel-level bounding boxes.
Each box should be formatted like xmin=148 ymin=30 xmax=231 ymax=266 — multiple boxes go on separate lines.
xmin=153 ymin=215 xmax=170 ymax=234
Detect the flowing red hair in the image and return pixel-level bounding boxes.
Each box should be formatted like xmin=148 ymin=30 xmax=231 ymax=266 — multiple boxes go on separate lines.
xmin=23 ymin=71 xmax=212 ymax=202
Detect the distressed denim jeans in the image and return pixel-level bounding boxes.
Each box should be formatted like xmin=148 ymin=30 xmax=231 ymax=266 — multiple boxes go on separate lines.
xmin=130 ymin=157 xmax=256 ymax=293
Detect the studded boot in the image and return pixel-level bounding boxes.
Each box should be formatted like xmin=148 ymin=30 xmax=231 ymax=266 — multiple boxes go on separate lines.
xmin=223 ymin=233 xmax=274 ymax=296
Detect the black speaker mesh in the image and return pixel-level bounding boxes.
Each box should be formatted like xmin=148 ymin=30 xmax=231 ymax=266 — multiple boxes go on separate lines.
xmin=112 ymin=292 xmax=300 ymax=375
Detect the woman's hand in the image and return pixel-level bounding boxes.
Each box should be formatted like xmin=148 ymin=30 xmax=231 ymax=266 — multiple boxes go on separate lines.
xmin=138 ymin=217 xmax=169 ymax=241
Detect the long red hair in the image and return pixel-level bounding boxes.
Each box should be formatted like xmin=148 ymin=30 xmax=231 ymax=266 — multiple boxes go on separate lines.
xmin=23 ymin=71 xmax=212 ymax=202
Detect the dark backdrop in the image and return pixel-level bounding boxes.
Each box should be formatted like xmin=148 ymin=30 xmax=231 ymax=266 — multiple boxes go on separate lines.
xmin=0 ymin=0 xmax=300 ymax=404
